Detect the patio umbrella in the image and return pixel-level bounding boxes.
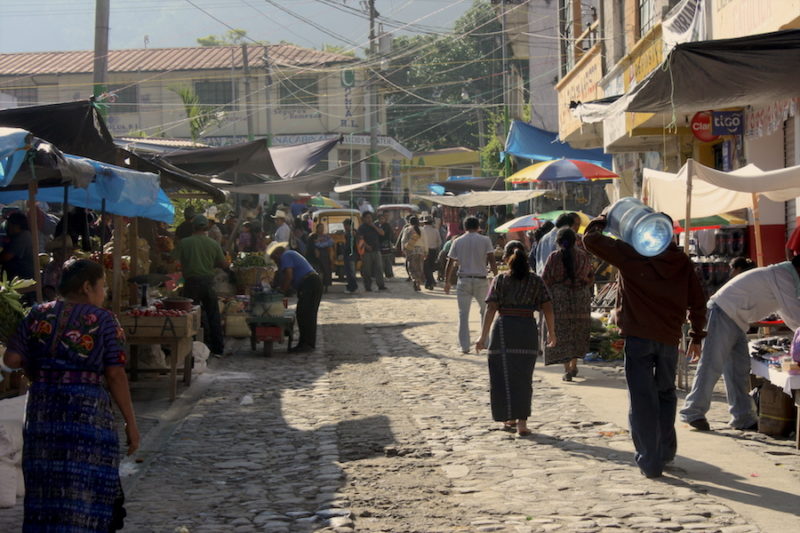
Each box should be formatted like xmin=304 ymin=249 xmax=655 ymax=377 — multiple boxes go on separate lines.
xmin=494 ymin=214 xmax=545 ymax=233
xmin=309 ymin=195 xmax=344 ymax=208
xmin=674 ymin=213 xmax=747 ymax=232
xmin=537 ymin=210 xmax=593 ymax=230
xmin=506 ymin=159 xmax=619 ymax=183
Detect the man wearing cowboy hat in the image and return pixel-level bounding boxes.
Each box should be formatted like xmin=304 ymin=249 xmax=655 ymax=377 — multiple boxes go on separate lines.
xmin=268 ymin=241 xmax=322 ymax=353
xmin=272 ymin=209 xmax=291 ymax=243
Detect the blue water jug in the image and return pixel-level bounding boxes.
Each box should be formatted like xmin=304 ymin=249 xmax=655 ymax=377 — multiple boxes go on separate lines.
xmin=606 ymin=197 xmax=673 ymax=257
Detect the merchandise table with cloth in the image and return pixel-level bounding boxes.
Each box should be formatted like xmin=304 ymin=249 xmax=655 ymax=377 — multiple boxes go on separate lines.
xmin=749 ymin=358 xmax=800 ymax=449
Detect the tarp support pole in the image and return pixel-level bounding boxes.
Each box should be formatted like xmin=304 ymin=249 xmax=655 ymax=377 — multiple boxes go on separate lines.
xmin=111 ymin=215 xmax=123 ymax=315
xmin=100 ymin=199 xmax=107 ymax=249
xmin=28 ymin=181 xmax=43 ymax=303
xmin=62 ymin=185 xmax=70 ymax=259
xmin=751 ymin=193 xmax=764 ymax=267
xmin=684 ymin=159 xmax=693 ymax=256
xmin=128 ymin=217 xmax=139 ymax=306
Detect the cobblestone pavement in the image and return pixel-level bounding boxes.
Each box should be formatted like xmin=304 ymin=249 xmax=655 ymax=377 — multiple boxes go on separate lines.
xmin=1 ymin=273 xmax=798 ymax=532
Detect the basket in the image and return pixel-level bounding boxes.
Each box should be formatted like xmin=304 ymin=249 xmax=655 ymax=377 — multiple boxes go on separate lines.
xmin=234 ymin=267 xmax=271 ymax=294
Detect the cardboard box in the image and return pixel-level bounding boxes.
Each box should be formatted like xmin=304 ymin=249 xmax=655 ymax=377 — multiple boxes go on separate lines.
xmin=758 ymin=381 xmax=797 ymax=437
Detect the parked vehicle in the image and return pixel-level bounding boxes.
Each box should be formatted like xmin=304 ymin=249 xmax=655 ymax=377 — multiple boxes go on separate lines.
xmin=311 ymin=209 xmax=362 ymax=279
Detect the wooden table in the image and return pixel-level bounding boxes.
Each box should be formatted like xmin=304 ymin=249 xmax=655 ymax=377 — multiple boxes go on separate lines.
xmin=119 ymin=306 xmax=201 ymax=401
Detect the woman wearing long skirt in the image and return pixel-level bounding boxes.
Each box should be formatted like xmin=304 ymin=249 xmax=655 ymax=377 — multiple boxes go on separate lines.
xmin=476 ymin=240 xmax=556 ymax=436
xmin=2 ymin=259 xmax=139 ymax=532
xmin=542 ymin=227 xmax=593 ymax=381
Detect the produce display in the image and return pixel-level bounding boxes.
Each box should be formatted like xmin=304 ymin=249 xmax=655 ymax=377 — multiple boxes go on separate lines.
xmin=233 ymin=253 xmax=267 ymax=268
xmin=0 ymin=276 xmax=34 ymax=344
xmin=124 ymin=300 xmax=191 ymax=317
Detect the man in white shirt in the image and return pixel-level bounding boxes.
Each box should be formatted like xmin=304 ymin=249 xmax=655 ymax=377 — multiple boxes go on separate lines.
xmin=680 ymin=256 xmax=800 ymax=431
xmin=444 ymin=216 xmax=497 ymax=353
xmin=272 ymin=210 xmax=291 ymax=243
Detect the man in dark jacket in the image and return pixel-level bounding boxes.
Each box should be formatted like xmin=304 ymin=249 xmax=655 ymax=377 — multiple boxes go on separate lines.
xmin=583 ymin=214 xmax=706 ymax=478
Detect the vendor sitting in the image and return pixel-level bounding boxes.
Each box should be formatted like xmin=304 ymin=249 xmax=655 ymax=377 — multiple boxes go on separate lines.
xmin=268 ymin=242 xmax=322 ymax=354
xmin=43 ymin=235 xmax=77 ymax=301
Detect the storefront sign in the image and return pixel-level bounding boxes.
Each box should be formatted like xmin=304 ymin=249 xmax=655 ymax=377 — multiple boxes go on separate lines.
xmin=691 ymin=111 xmax=719 ymax=142
xmin=745 ymin=98 xmax=798 ymax=139
xmin=712 ymin=110 xmax=743 ymax=135
xmin=556 ymin=48 xmax=603 ymax=139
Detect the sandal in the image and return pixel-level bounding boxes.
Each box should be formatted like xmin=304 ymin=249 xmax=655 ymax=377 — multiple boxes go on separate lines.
xmin=518 ymin=429 xmax=531 ymax=437
xmin=502 ymin=421 xmax=517 ymax=432
xmin=562 ymin=372 xmax=572 ymax=382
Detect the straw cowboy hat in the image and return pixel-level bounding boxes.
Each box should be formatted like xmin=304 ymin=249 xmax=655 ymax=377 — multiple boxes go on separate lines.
xmin=272 ymin=210 xmax=288 ymax=219
xmin=266 ymin=241 xmax=289 ymax=258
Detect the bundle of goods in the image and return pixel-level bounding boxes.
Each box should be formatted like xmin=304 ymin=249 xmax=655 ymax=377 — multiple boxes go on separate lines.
xmin=0 ymin=277 xmax=35 ymax=344
xmin=233 ymin=253 xmax=274 ymax=294
xmin=588 ymin=313 xmax=624 ymax=361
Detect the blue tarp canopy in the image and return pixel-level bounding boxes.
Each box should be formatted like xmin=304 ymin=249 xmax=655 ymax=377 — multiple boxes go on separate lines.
xmin=0 ymin=182 xmax=174 ymax=224
xmin=0 ymin=127 xmax=173 ymax=223
xmin=502 ymin=120 xmax=611 ymax=168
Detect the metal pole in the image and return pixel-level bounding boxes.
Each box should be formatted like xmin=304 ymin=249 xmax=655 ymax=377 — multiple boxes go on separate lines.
xmin=92 ymin=0 xmax=110 ymax=100
xmin=368 ymin=0 xmax=380 ymax=206
xmin=241 ymin=44 xmax=255 ymax=142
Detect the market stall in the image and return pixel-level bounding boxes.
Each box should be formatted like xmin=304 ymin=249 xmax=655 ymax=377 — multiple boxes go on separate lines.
xmin=748 ymin=335 xmax=800 ymax=448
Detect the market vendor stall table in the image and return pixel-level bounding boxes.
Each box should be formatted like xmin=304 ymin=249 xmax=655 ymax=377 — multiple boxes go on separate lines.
xmin=750 ymin=358 xmax=800 ymax=449
xmin=119 ymin=306 xmax=201 ymax=401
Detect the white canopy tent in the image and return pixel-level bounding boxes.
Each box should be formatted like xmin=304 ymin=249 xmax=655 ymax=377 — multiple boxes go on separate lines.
xmin=412 ymin=189 xmax=549 ymax=208
xmin=643 ymin=159 xmax=800 ymax=265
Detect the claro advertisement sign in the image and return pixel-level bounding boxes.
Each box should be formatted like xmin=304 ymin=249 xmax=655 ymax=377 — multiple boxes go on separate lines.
xmin=691 ymin=110 xmax=744 ymax=141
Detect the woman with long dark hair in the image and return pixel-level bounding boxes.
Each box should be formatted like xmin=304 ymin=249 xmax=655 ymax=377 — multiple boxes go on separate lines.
xmin=542 ymin=227 xmax=594 ymax=381
xmin=2 ymin=258 xmax=138 ymax=531
xmin=401 ymin=215 xmax=426 ymax=291
xmin=476 ymin=240 xmax=556 ymax=436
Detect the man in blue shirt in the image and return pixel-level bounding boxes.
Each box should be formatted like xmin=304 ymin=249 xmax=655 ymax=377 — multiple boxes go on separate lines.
xmin=269 ymin=243 xmax=323 ymax=353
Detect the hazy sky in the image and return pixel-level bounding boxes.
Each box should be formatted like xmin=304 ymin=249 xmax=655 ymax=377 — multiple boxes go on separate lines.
xmin=1 ymin=0 xmax=474 ymax=54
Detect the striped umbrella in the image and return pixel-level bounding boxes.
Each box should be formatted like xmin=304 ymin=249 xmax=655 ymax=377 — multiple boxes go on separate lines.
xmin=506 ymin=159 xmax=619 ymax=183
xmin=494 ymin=214 xmax=545 ymax=233
xmin=674 ymin=213 xmax=747 ymax=232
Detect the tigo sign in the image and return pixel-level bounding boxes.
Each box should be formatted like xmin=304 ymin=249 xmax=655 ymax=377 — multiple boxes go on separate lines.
xmin=712 ymin=110 xmax=744 ymax=135
xmin=691 ymin=111 xmax=719 ymax=142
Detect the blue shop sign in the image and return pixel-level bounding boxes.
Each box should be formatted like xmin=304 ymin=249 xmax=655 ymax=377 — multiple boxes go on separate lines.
xmin=712 ymin=111 xmax=744 ymax=135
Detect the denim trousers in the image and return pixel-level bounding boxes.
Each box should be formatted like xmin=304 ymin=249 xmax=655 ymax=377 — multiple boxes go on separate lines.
xmin=381 ymin=252 xmax=394 ymax=278
xmin=456 ymin=277 xmax=488 ymax=352
xmin=343 ymin=255 xmax=358 ymax=291
xmin=680 ymin=304 xmax=757 ymax=428
xmin=624 ymin=336 xmax=678 ymax=477
xmin=360 ymin=250 xmax=385 ymax=290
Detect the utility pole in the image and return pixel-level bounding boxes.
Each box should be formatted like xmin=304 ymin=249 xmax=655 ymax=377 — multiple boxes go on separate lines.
xmin=367 ymin=0 xmax=380 ymax=206
xmin=92 ymin=0 xmax=110 ymax=101
xmin=263 ymin=47 xmax=273 ymax=147
xmin=241 ymin=44 xmax=255 ymax=142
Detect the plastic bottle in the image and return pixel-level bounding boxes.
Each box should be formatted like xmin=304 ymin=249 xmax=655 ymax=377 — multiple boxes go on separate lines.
xmin=605 ymin=197 xmax=674 ymax=257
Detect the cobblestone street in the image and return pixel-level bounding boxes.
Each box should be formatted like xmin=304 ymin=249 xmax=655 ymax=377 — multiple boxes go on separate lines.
xmin=2 ymin=272 xmax=799 ymax=532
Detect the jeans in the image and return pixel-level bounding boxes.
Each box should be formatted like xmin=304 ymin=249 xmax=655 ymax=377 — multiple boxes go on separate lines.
xmin=183 ymin=276 xmax=224 ymax=354
xmin=680 ymin=304 xmax=757 ymax=428
xmin=624 ymin=336 xmax=678 ymax=477
xmin=456 ymin=277 xmax=488 ymax=352
xmin=381 ymin=252 xmax=394 ymax=278
xmin=296 ymin=273 xmax=323 ymax=348
xmin=343 ymin=254 xmax=358 ymax=292
xmin=424 ymin=249 xmax=438 ymax=288
xmin=360 ymin=250 xmax=385 ymax=290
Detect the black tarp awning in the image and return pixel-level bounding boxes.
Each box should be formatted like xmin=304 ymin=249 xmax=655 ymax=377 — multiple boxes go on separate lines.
xmin=0 ymin=100 xmax=226 ymax=202
xmin=223 ymin=159 xmax=369 ymax=195
xmin=154 ymin=136 xmax=341 ymax=179
xmin=627 ymin=29 xmax=800 ymax=113
xmin=573 ymin=29 xmax=800 ymax=122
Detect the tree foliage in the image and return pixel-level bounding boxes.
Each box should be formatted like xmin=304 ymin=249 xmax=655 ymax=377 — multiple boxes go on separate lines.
xmin=197 ymin=29 xmax=251 ymax=46
xmin=168 ymin=86 xmax=222 ymax=142
xmin=385 ymin=1 xmax=526 ymax=155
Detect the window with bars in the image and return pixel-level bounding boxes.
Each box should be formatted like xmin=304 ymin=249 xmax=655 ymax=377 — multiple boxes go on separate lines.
xmin=638 ymin=0 xmax=657 ymax=38
xmin=279 ymin=77 xmax=319 ymax=108
xmin=1 ymin=86 xmax=38 ymax=106
xmin=193 ymin=80 xmax=237 ymax=110
xmin=561 ymin=0 xmax=576 ymax=76
xmin=108 ymin=84 xmax=139 ymax=114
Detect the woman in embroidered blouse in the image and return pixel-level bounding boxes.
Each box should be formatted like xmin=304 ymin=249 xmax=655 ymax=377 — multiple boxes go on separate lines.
xmin=476 ymin=240 xmax=556 ymax=436
xmin=542 ymin=227 xmax=594 ymax=382
xmin=2 ymin=259 xmax=139 ymax=532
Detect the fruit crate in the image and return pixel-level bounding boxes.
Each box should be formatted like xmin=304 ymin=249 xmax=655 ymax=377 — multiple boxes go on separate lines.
xmin=119 ymin=306 xmax=201 ymax=338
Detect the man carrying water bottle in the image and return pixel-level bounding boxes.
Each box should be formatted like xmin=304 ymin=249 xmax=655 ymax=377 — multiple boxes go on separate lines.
xmin=583 ymin=211 xmax=707 ymax=479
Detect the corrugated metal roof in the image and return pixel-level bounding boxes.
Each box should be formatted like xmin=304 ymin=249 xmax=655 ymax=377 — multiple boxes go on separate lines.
xmin=0 ymin=45 xmax=355 ymax=76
